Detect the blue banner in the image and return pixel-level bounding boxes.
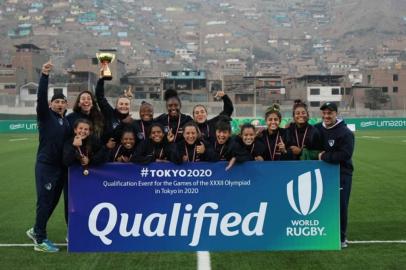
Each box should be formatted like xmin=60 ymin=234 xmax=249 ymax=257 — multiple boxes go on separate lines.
xmin=68 ymin=161 xmax=340 ymax=252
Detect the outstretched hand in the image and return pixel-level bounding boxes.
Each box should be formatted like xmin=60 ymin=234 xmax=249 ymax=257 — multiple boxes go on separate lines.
xmin=196 ymin=142 xmax=205 ymax=154
xmin=124 ymin=86 xmax=133 ymax=99
xmin=72 ymin=136 xmax=82 ymax=147
xmin=214 ymin=90 xmax=225 ymax=99
xmin=278 ymin=137 xmax=287 ymax=154
xmin=167 ymin=128 xmax=175 ymax=143
xmin=225 ymin=157 xmax=236 ymax=171
xmin=42 ymin=61 xmax=53 ymax=76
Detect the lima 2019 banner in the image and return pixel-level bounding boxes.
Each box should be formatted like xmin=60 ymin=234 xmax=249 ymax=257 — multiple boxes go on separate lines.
xmin=68 ymin=161 xmax=340 ymax=252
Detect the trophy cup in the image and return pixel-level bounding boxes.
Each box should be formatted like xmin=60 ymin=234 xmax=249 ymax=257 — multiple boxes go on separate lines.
xmin=96 ymin=51 xmax=116 ymax=80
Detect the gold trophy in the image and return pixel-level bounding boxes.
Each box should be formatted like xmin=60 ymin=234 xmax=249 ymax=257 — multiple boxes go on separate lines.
xmin=96 ymin=51 xmax=115 ymax=80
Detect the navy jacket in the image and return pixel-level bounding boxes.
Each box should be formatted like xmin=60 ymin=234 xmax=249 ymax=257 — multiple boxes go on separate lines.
xmin=134 ymin=139 xmax=179 ymax=164
xmin=197 ymin=95 xmax=233 ymax=142
xmin=95 ymin=79 xmax=129 ymax=143
xmin=129 ymin=119 xmax=153 ymax=142
xmin=63 ymin=135 xmax=109 ymax=167
xmin=36 ymin=74 xmax=70 ymax=166
xmin=110 ymin=144 xmax=137 ymax=163
xmin=315 ymin=120 xmax=354 ymax=175
xmin=256 ymin=128 xmax=291 ymax=161
xmin=154 ymin=113 xmax=193 ymax=143
xmin=233 ymin=136 xmax=266 ymax=162
xmin=174 ymin=140 xmax=216 ymax=163
xmin=285 ymin=123 xmax=322 ymax=160
xmin=210 ymin=135 xmax=238 ymax=161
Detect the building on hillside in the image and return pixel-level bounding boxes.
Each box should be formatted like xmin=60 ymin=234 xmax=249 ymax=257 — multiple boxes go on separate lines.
xmin=222 ymin=59 xmax=246 ymax=76
xmin=18 ymin=82 xmax=68 ymax=107
xmin=285 ymin=74 xmax=351 ymax=109
xmin=70 ymin=51 xmax=126 ymax=85
xmin=0 ymin=64 xmax=25 ymax=96
xmin=66 ymin=71 xmax=98 ymax=94
xmin=18 ymin=82 xmax=38 ymax=106
xmin=351 ymin=65 xmax=406 ymax=110
xmin=162 ymin=70 xmax=208 ymax=102
xmin=11 ymin=44 xmax=49 ymax=84
xmin=244 ymin=74 xmax=287 ymax=105
xmin=222 ymin=74 xmax=287 ymax=116
xmin=120 ymin=72 xmax=161 ymax=100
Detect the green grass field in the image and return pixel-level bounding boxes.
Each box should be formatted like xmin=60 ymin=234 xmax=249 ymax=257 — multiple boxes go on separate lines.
xmin=0 ymin=130 xmax=405 ymax=270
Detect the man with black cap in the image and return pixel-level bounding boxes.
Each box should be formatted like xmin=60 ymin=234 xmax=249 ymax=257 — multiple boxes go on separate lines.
xmin=315 ymin=102 xmax=354 ymax=248
xmin=26 ymin=61 xmax=70 ymax=252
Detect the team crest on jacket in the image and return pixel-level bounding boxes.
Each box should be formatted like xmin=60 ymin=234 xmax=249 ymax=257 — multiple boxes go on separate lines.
xmin=328 ymin=139 xmax=335 ymax=147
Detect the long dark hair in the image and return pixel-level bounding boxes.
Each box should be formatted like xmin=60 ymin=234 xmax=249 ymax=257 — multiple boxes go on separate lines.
xmin=73 ymin=90 xmax=104 ymax=138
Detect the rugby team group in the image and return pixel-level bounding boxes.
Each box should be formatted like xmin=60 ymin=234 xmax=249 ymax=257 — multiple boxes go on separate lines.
xmin=26 ymin=61 xmax=354 ymax=252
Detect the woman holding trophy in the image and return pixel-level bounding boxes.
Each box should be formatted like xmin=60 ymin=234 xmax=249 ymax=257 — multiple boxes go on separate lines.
xmin=95 ymin=51 xmax=133 ymax=144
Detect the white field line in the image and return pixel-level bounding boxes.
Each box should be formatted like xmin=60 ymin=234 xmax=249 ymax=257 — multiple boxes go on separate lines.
xmin=348 ymin=240 xmax=406 ymax=244
xmin=8 ymin=138 xmax=29 ymax=142
xmin=360 ymin=136 xmax=381 ymax=139
xmin=197 ymin=251 xmax=211 ymax=270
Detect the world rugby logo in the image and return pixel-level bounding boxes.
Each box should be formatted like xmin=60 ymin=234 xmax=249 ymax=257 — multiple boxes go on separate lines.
xmin=287 ymin=169 xmax=323 ymax=216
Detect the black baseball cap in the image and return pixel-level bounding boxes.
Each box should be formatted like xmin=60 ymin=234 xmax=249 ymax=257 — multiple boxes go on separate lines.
xmin=51 ymin=93 xmax=67 ymax=102
xmin=320 ymin=102 xmax=337 ymax=112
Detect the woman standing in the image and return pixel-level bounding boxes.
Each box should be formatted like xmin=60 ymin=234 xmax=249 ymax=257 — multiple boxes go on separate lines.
xmin=154 ymin=89 xmax=192 ymax=143
xmin=286 ymin=100 xmax=321 ymax=160
xmin=192 ymin=90 xmax=233 ymax=142
xmin=257 ymin=104 xmax=291 ymax=161
xmin=95 ymin=76 xmax=133 ymax=143
xmin=130 ymin=101 xmax=154 ymax=142
xmin=66 ymin=91 xmax=104 ymax=140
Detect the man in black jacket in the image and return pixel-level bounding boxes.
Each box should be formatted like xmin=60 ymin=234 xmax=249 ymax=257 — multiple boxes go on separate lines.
xmin=26 ymin=62 xmax=70 ymax=252
xmin=315 ymin=102 xmax=354 ymax=248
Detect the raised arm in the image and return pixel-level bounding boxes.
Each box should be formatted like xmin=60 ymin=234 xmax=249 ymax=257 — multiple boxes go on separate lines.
xmin=95 ymin=78 xmax=114 ymax=117
xmin=216 ymin=91 xmax=234 ymax=117
xmin=36 ymin=62 xmax=53 ymax=119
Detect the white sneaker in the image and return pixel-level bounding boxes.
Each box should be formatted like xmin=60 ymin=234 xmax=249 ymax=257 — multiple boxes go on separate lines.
xmin=341 ymin=240 xmax=348 ymax=248
xmin=26 ymin=228 xmax=37 ymax=244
